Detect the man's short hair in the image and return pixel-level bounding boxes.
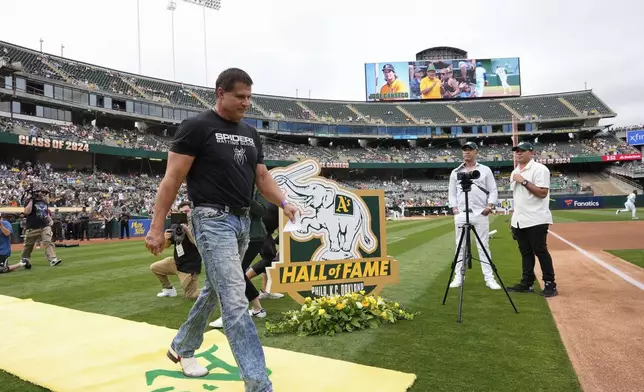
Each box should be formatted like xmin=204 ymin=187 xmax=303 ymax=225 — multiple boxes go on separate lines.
xmin=215 ymin=68 xmax=253 ymax=92
xmin=178 ymin=201 xmax=191 ymax=210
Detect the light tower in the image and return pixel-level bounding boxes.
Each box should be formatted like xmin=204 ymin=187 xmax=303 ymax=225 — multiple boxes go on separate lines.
xmin=180 ymin=0 xmax=222 ymax=86
xmin=167 ymin=1 xmax=177 ymax=81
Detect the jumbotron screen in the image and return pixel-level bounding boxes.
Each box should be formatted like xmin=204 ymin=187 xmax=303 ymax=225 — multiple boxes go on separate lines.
xmin=364 ymin=57 xmax=521 ymax=102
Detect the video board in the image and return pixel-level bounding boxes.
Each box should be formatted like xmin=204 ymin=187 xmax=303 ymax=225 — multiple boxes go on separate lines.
xmin=364 ymin=57 xmax=521 ymax=102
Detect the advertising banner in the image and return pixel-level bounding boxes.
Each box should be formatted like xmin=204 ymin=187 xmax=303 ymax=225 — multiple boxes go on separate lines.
xmin=601 ymin=153 xmax=642 ymax=162
xmin=556 ymin=196 xmax=604 ymax=209
xmin=365 ymin=57 xmax=521 ymax=101
xmin=626 ymin=130 xmax=644 ymax=146
xmin=129 ymin=219 xmax=152 ymax=237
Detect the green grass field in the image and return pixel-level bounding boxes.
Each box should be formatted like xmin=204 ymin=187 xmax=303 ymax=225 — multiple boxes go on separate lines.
xmin=605 ymin=249 xmax=644 ymax=269
xmin=2 ymin=208 xmax=637 ymax=392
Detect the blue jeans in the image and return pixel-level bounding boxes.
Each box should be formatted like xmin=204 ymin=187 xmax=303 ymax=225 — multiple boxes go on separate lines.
xmin=171 ymin=206 xmax=273 ymax=392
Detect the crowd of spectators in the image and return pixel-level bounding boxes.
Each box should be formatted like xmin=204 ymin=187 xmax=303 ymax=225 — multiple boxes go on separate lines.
xmin=2 ymin=118 xmax=640 ymax=164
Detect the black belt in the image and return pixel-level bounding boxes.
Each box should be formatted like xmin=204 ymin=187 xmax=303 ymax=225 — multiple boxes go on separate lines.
xmin=196 ymin=203 xmax=249 ymax=217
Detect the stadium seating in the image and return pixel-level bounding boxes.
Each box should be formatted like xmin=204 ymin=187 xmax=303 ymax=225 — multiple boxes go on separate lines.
xmin=0 ymin=41 xmax=617 ymax=127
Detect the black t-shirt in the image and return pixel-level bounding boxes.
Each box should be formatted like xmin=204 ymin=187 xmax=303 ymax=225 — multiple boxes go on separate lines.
xmin=26 ymin=199 xmax=49 ymax=230
xmin=170 ymin=110 xmax=264 ymax=209
xmin=174 ymin=235 xmax=201 ymax=274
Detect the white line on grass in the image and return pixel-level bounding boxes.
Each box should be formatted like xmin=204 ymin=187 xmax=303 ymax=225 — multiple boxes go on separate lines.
xmin=549 ymin=231 xmax=644 ymax=291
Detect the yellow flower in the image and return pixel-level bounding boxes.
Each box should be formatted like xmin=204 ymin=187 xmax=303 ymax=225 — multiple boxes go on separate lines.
xmin=380 ymin=311 xmax=388 ymax=319
xmin=361 ymin=300 xmax=370 ymax=308
xmin=328 ymin=298 xmax=337 ymax=306
xmin=336 ymin=303 xmax=345 ymax=311
xmin=394 ymin=302 xmax=400 ymax=308
xmin=304 ymin=297 xmax=312 ymax=304
xmin=351 ymin=293 xmax=358 ymax=300
xmin=318 ymin=309 xmax=326 ymax=315
xmin=359 ymin=290 xmax=366 ymax=295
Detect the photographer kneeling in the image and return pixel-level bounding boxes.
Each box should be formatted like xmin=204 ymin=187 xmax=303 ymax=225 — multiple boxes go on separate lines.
xmin=21 ymin=187 xmax=62 ymax=267
xmin=150 ymin=202 xmax=201 ymax=300
xmin=448 ymin=142 xmax=501 ymax=290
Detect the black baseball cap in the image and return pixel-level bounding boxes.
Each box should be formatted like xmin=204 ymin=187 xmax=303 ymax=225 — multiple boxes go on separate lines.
xmin=462 ymin=142 xmax=478 ymax=150
xmin=382 ymin=64 xmax=395 ymax=72
xmin=512 ymin=142 xmax=534 ymax=152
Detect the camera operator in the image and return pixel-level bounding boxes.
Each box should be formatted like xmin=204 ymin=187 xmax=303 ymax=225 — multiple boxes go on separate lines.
xmin=448 ymin=142 xmax=501 ymax=290
xmin=149 ymin=201 xmax=201 ymax=300
xmin=20 ymin=188 xmax=62 ymax=267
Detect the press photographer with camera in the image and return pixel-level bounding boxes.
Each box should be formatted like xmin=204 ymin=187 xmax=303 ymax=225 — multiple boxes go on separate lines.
xmin=448 ymin=142 xmax=501 ymax=290
xmin=20 ymin=187 xmax=62 ymax=267
xmin=149 ymin=201 xmax=201 ymax=300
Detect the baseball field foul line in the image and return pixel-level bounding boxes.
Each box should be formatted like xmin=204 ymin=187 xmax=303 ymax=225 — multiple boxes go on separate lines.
xmin=549 ymin=231 xmax=644 ymax=291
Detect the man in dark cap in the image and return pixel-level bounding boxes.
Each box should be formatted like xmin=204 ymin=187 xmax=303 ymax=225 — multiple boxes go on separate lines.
xmin=507 ymin=142 xmax=558 ymax=297
xmin=448 ymin=142 xmax=501 ymax=289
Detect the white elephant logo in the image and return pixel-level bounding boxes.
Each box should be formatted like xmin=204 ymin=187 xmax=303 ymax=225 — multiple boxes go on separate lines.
xmin=271 ymin=160 xmax=377 ymax=261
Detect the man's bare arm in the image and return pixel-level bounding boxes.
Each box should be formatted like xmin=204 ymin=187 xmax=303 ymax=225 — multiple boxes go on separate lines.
xmin=151 ymin=152 xmax=194 ymax=232
xmin=23 ymin=199 xmax=33 ymax=215
xmin=524 ymin=182 xmax=549 ymax=199
xmin=255 ymin=164 xmax=286 ymax=207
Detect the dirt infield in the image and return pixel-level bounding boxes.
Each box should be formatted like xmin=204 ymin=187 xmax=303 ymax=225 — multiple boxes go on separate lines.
xmin=540 ymin=221 xmax=644 ymax=392
xmin=10 ymin=237 xmax=144 ymax=252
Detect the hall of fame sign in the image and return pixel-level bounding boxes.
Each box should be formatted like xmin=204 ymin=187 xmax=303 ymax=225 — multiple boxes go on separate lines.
xmin=265 ymin=159 xmax=400 ymax=305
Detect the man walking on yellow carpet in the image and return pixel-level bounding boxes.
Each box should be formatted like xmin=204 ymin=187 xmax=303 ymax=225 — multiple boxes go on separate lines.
xmin=150 ymin=201 xmax=201 ymax=300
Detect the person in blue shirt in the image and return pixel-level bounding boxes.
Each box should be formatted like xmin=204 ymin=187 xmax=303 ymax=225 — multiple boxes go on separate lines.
xmin=0 ymin=214 xmax=31 ymax=274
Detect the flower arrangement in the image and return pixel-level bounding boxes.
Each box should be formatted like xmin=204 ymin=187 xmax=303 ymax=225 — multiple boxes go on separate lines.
xmin=264 ymin=291 xmax=419 ymax=337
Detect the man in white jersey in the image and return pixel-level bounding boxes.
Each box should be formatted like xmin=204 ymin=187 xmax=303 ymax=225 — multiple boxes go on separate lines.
xmin=475 ymin=62 xmax=487 ymax=97
xmin=616 ymin=190 xmax=639 ymax=219
xmin=495 ymin=65 xmax=511 ymax=94
xmin=448 ymin=142 xmax=501 ymax=290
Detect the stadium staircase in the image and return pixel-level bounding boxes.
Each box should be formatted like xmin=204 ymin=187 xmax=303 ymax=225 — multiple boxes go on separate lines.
xmin=346 ymin=104 xmax=366 ymax=121
xmin=296 ymin=102 xmax=319 ymax=121
xmin=396 ymin=106 xmax=421 ymax=124
xmin=499 ymin=102 xmax=522 ymax=119
xmin=248 ymin=99 xmax=270 ymax=117
xmin=185 ymin=88 xmax=213 ymax=109
xmin=446 ymin=105 xmax=469 ymax=123
xmin=42 ymin=58 xmax=75 ymax=84
xmin=579 ymin=173 xmax=625 ymax=195
xmin=558 ymin=98 xmax=583 ymax=117
xmin=120 ymin=78 xmax=151 ymax=100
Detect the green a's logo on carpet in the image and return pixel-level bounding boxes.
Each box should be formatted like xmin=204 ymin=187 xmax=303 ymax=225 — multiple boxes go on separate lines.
xmin=267 ymin=159 xmax=400 ymax=304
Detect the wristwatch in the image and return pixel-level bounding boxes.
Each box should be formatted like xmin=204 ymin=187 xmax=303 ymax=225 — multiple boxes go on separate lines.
xmin=521 ymin=180 xmax=528 ymax=186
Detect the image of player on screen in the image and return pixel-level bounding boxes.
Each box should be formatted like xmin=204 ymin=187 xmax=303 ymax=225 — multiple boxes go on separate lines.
xmin=420 ymin=64 xmax=441 ymax=100
xmin=475 ymin=61 xmax=488 ymax=97
xmin=408 ymin=64 xmax=425 ymax=100
xmin=495 ymin=63 xmax=512 ymax=94
xmin=379 ymin=63 xmax=408 ymax=101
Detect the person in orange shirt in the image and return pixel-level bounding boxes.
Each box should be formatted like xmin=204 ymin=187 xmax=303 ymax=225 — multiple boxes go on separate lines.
xmin=379 ymin=64 xmax=408 ymax=101
xmin=420 ymin=65 xmax=442 ymax=99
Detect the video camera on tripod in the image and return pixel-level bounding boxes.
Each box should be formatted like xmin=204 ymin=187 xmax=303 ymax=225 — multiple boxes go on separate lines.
xmin=456 ymin=169 xmax=480 ymax=192
xmin=442 ymin=167 xmax=518 ymax=323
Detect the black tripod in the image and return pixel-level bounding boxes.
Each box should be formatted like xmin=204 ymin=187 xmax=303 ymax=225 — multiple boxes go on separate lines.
xmin=441 ymin=178 xmax=518 ymax=323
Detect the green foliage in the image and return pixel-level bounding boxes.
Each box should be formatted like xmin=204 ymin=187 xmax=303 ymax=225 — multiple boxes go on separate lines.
xmin=265 ymin=291 xmax=418 ymax=337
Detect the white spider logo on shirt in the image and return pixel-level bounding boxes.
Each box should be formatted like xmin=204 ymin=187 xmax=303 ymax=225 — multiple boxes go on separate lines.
xmin=233 ymin=146 xmax=247 ymax=165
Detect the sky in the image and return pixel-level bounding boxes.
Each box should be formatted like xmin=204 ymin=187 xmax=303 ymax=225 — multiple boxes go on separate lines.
xmin=2 ymin=0 xmax=643 ymax=127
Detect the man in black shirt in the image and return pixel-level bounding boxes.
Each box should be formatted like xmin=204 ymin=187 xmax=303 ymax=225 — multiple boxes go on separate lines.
xmin=120 ymin=207 xmax=130 ymax=239
xmin=21 ymin=188 xmax=62 ymax=267
xmin=79 ymin=206 xmax=90 ymax=241
xmin=146 ymin=68 xmax=297 ymax=389
xmin=150 ymin=201 xmax=201 ymax=300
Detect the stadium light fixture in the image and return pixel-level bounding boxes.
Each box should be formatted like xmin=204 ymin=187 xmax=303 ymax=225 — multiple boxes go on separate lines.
xmin=180 ymin=0 xmax=222 ymax=86
xmin=167 ymin=1 xmax=177 ymax=81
